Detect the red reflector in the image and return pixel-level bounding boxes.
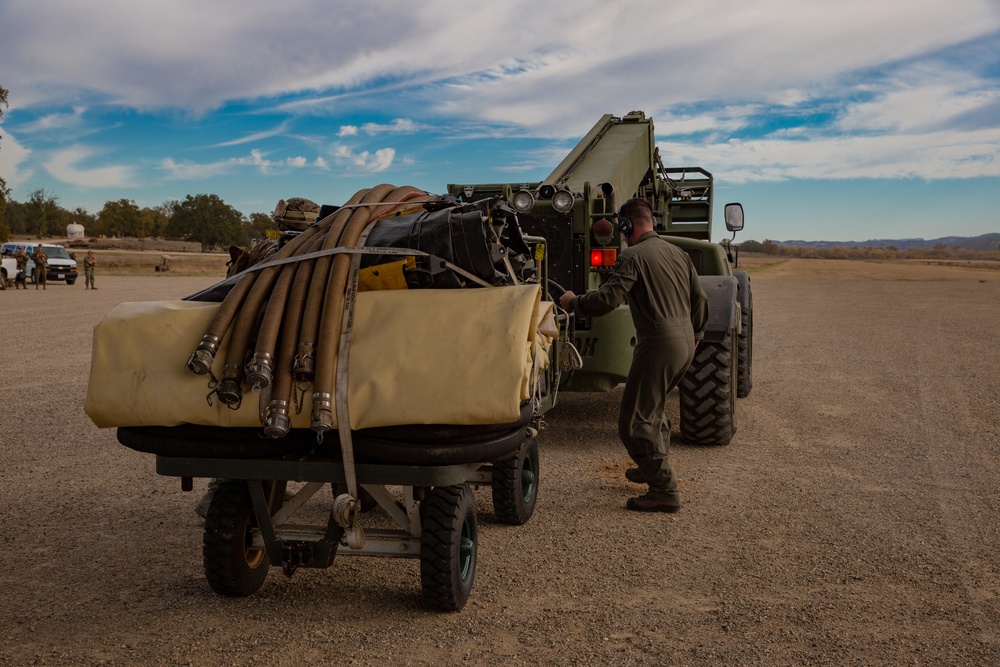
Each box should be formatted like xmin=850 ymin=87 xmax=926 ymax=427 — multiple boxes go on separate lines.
xmin=603 ymin=249 xmax=617 ymax=266
xmin=590 ymin=249 xmax=604 ymax=266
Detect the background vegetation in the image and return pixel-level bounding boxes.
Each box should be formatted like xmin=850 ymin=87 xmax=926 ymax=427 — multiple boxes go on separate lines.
xmin=731 ymin=238 xmax=1000 ymax=262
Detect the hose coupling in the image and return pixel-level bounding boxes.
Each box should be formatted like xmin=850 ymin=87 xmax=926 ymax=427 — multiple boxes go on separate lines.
xmin=186 ymin=345 xmax=217 ymax=375
xmin=311 ymin=392 xmax=333 ymax=435
xmin=216 ymin=364 xmax=243 ymax=405
xmin=245 ymin=352 xmax=273 ymax=389
xmin=263 ymin=401 xmax=290 ymax=438
xmin=294 ymin=343 xmax=316 ymax=383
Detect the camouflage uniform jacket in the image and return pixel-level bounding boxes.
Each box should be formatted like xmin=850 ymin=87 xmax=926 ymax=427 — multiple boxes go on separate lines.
xmin=573 ymin=231 xmax=709 ymax=340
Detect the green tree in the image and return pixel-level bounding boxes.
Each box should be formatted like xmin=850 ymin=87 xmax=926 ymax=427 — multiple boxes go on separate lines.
xmin=166 ymin=194 xmax=248 ymax=252
xmin=141 ymin=203 xmax=172 ymax=238
xmin=98 ymin=198 xmax=142 ymax=237
xmin=4 ymin=199 xmax=30 ymax=235
xmin=27 ymin=188 xmax=60 ymax=238
xmin=0 ymin=84 xmax=8 ymax=243
xmin=246 ymin=211 xmax=274 ymax=241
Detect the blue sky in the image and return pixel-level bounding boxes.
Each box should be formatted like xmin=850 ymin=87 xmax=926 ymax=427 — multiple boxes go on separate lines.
xmin=1 ymin=0 xmax=998 ymax=243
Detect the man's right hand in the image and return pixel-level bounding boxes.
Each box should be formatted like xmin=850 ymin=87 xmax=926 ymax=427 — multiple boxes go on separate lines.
xmin=559 ymin=290 xmax=576 ymax=312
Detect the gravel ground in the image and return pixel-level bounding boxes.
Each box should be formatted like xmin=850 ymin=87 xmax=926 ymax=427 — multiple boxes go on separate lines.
xmin=1 ymin=259 xmax=998 ymax=666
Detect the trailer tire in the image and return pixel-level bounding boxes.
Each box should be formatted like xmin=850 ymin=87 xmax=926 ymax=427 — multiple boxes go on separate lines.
xmin=203 ymin=480 xmax=271 ymax=597
xmin=420 ymin=485 xmax=477 ymax=611
xmin=680 ymin=327 xmax=737 ymax=446
xmin=737 ymin=291 xmax=753 ymax=398
xmin=491 ymin=438 xmax=539 ymax=525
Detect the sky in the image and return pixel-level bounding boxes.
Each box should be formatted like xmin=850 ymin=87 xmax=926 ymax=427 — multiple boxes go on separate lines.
xmin=1 ymin=0 xmax=999 ymax=243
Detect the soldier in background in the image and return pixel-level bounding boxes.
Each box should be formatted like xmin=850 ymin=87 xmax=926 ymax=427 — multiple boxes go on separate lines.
xmin=34 ymin=246 xmax=48 ymax=290
xmin=273 ymin=197 xmax=320 ymax=232
xmin=14 ymin=247 xmax=28 ymax=289
xmin=84 ymin=251 xmax=97 ymax=289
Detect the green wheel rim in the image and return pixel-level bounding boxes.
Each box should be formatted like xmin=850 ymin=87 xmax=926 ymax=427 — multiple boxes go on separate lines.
xmin=459 ymin=517 xmax=475 ymax=581
xmin=521 ymin=455 xmax=537 ymax=504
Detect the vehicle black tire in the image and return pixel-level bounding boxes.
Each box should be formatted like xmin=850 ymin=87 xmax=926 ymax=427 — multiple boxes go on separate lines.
xmin=67 ymin=279 xmax=76 ymax=285
xmin=680 ymin=327 xmax=737 ymax=446
xmin=420 ymin=485 xmax=477 ymax=611
xmin=737 ymin=290 xmax=753 ymax=398
xmin=203 ymin=479 xmax=272 ymax=597
xmin=491 ymin=438 xmax=539 ymax=525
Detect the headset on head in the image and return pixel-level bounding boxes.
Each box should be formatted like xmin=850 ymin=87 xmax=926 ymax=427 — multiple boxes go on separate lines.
xmin=615 ymin=211 xmax=634 ymax=241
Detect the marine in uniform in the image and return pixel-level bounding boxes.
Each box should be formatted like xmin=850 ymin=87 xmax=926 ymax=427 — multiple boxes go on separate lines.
xmin=560 ymin=197 xmax=708 ymax=513
xmin=84 ymin=251 xmax=97 ymax=289
xmin=34 ymin=246 xmax=48 ymax=290
xmin=14 ymin=248 xmax=28 ymax=289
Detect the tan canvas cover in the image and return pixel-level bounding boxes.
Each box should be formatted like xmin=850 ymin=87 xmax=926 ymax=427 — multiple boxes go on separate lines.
xmin=85 ymin=284 xmax=547 ymax=430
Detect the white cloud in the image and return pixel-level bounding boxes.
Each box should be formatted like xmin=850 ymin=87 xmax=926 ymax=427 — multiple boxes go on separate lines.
xmin=160 ymin=157 xmax=230 ymax=180
xmin=3 ymin=0 xmax=996 ymax=120
xmin=213 ymin=121 xmax=291 ymax=147
xmin=15 ymin=107 xmax=88 ymax=134
xmin=160 ymin=150 xmax=327 ymax=179
xmin=663 ymin=126 xmax=1000 ymax=183
xmin=44 ymin=146 xmax=131 ymax=187
xmin=836 ymin=67 xmax=1000 ymax=134
xmin=338 ymin=125 xmax=359 ymax=137
xmin=333 ymin=145 xmax=395 ymax=171
xmin=359 ymin=118 xmax=418 ymax=135
xmin=0 ymin=127 xmax=33 ymax=188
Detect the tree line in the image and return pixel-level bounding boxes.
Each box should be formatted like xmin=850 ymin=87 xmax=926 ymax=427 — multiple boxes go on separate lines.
xmin=732 ymin=239 xmax=1000 ymax=262
xmin=0 ymin=188 xmax=273 ymax=253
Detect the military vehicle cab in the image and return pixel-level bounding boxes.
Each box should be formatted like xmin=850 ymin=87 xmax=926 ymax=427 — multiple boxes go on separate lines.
xmin=448 ymin=111 xmax=752 ymax=446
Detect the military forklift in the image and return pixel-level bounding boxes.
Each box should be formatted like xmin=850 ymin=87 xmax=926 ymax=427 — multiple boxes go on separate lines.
xmin=449 ymin=111 xmax=752 ymax=446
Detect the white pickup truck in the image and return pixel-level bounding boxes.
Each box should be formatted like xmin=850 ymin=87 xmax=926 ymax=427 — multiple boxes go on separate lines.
xmin=1 ymin=242 xmax=79 ymax=285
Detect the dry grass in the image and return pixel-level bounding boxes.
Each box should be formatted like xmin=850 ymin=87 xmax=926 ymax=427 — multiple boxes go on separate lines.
xmin=8 ymin=236 xmax=233 ymax=277
xmin=749 ymin=256 xmax=1000 ymax=282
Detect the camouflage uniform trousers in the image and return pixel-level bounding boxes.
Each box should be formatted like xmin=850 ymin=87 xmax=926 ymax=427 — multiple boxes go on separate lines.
xmin=85 ymin=267 xmax=95 ymax=289
xmin=617 ymin=325 xmax=696 ymax=500
xmin=35 ymin=266 xmax=47 ymax=289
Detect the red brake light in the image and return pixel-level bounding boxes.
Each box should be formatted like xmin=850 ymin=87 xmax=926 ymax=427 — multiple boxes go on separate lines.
xmin=589 ymin=248 xmax=618 ymax=268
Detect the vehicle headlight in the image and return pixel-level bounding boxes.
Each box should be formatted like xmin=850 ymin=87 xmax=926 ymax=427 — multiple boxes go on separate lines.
xmin=552 ymin=188 xmax=574 ymax=213
xmin=512 ymin=189 xmax=535 ymax=214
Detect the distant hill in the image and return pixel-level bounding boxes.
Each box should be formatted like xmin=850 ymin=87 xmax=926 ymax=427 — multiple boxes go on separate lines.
xmin=779 ymin=233 xmax=1000 ymax=251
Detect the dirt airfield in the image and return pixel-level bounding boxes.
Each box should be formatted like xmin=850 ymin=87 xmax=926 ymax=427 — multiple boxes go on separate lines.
xmin=1 ymin=257 xmax=998 ymax=666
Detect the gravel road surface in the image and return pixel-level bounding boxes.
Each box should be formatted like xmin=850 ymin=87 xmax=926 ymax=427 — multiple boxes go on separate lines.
xmin=1 ymin=259 xmax=997 ymax=666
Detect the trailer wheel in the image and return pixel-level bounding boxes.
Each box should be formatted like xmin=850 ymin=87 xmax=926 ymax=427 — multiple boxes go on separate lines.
xmin=491 ymin=438 xmax=539 ymax=525
xmin=420 ymin=485 xmax=477 ymax=611
xmin=680 ymin=327 xmax=737 ymax=446
xmin=203 ymin=480 xmax=272 ymax=597
xmin=737 ymin=291 xmax=753 ymax=398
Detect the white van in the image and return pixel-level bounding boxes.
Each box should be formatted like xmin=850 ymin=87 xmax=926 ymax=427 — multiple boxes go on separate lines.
xmin=1 ymin=242 xmax=79 ymax=285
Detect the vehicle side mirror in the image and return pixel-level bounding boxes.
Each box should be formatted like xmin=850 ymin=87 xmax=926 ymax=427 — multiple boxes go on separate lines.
xmin=724 ymin=203 xmax=744 ymax=233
